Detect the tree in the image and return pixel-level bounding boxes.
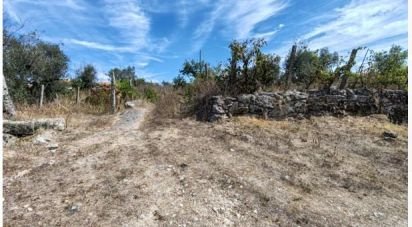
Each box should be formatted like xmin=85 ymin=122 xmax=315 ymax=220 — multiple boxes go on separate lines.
xmin=108 ymin=66 xmax=137 ymax=82
xmin=75 ymin=64 xmax=97 ymax=89
xmin=180 ymin=59 xmax=210 ymax=80
xmin=225 ymin=38 xmax=281 ymax=94
xmin=368 ymin=45 xmax=408 ymax=90
xmin=337 ymin=48 xmax=361 ymax=89
xmin=3 ymin=28 xmax=69 ymax=103
xmin=285 ymin=44 xmax=297 ymax=88
xmin=173 ymin=75 xmax=187 ymax=89
xmin=317 ymin=48 xmax=340 ymax=88
xmin=284 ymin=45 xmax=321 ymax=89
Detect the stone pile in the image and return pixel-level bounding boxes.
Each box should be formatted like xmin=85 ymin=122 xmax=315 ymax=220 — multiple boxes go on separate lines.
xmin=201 ymin=89 xmax=407 ymax=124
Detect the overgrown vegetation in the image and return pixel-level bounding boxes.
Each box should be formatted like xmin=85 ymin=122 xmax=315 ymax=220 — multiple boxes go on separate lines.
xmin=3 ymin=27 xmax=162 ymax=114
xmin=173 ymin=39 xmax=407 ymax=96
xmin=168 ymin=38 xmax=407 ymax=118
xmin=3 ymin=25 xmax=407 ymax=118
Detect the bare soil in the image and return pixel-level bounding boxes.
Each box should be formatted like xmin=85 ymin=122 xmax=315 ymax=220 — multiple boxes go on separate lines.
xmin=4 ymin=102 xmax=407 ymax=226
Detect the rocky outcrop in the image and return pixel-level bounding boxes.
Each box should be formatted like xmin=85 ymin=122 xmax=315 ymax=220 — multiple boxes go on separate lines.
xmin=200 ymin=89 xmax=407 ymax=124
xmin=4 ymin=118 xmax=65 ymax=137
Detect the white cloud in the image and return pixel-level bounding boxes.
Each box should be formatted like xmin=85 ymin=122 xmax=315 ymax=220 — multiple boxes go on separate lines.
xmin=301 ymin=0 xmax=408 ymax=52
xmin=191 ymin=0 xmax=288 ymax=52
xmin=223 ymin=0 xmax=288 ymax=39
xmin=67 ymin=39 xmax=134 ymax=52
xmin=103 ymin=0 xmax=151 ymax=51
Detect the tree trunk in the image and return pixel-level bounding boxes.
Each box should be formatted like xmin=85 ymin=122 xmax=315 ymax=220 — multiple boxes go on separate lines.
xmin=286 ymin=44 xmax=297 ymax=89
xmin=3 ymin=75 xmax=16 ymax=117
xmin=338 ymin=48 xmax=359 ymax=89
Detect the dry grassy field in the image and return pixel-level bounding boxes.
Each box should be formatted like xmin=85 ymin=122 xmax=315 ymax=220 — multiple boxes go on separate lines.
xmin=3 ymin=102 xmax=407 ymax=226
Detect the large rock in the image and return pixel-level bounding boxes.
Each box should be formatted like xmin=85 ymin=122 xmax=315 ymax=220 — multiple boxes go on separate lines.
xmin=4 ymin=118 xmax=65 ymax=137
xmin=203 ymin=89 xmax=407 ymax=124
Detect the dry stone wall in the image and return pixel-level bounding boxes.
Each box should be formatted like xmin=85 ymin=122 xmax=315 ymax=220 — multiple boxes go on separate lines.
xmin=199 ymin=89 xmax=407 ymax=124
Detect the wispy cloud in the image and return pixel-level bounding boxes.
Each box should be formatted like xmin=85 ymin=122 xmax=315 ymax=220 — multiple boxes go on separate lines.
xmin=103 ymin=0 xmax=151 ymax=51
xmin=301 ymin=0 xmax=408 ymax=52
xmin=191 ymin=0 xmax=288 ymax=52
xmin=66 ymin=39 xmax=134 ymax=52
xmin=252 ymin=23 xmax=285 ymax=40
xmin=223 ymin=0 xmax=288 ymax=39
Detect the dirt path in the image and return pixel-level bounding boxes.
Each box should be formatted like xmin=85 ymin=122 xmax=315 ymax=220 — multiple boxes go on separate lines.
xmin=4 ymin=104 xmax=408 ymax=226
xmin=4 ymin=102 xmax=161 ymax=226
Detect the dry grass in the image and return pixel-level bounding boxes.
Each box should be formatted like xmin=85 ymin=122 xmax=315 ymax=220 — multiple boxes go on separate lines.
xmin=4 ymin=104 xmax=407 ymax=226
xmin=152 ymin=87 xmax=183 ymax=119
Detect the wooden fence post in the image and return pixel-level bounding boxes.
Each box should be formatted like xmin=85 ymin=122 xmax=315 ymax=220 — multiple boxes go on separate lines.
xmin=111 ymin=72 xmax=116 ymax=114
xmin=39 ymin=84 xmax=45 ymax=108
xmin=76 ymin=86 xmax=80 ymax=104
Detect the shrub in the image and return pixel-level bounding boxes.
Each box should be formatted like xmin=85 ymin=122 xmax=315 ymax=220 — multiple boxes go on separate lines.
xmin=153 ymin=86 xmax=182 ymax=119
xmin=143 ymin=86 xmax=159 ymax=103
xmin=116 ymin=79 xmax=138 ymax=101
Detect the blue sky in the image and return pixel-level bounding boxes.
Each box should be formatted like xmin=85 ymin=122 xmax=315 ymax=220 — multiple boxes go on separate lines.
xmin=4 ymin=0 xmax=408 ymax=82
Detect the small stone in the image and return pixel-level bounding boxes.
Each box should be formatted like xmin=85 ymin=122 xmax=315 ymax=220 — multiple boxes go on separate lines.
xmin=27 ymin=207 xmax=33 ymax=212
xmin=383 ymin=131 xmax=397 ymax=140
xmin=373 ymin=212 xmax=384 ymax=218
xmin=124 ymin=101 xmax=135 ymax=108
xmin=47 ymin=143 xmax=59 ymax=150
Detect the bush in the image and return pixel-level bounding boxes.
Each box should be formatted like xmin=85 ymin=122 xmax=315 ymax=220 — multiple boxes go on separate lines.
xmin=143 ymin=86 xmax=159 ymax=103
xmin=84 ymin=89 xmax=111 ymax=113
xmin=184 ymin=78 xmax=221 ymax=118
xmin=116 ymin=79 xmax=138 ymax=101
xmin=153 ymin=86 xmax=182 ymax=119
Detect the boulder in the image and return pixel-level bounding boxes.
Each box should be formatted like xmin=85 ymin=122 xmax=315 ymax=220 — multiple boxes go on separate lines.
xmin=4 ymin=118 xmax=65 ymax=137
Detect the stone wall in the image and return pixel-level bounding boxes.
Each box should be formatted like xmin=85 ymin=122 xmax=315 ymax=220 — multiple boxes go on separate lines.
xmin=199 ymin=89 xmax=407 ymax=124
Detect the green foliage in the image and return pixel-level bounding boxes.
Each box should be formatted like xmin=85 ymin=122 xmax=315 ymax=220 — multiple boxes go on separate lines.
xmin=224 ymin=38 xmax=281 ymax=94
xmin=284 ymin=45 xmax=340 ymax=89
xmin=75 ymin=64 xmax=97 ymax=89
xmin=173 ymin=75 xmax=187 ymax=89
xmin=367 ymin=45 xmax=408 ymax=90
xmin=116 ymin=79 xmax=139 ymax=101
xmin=180 ymin=59 xmax=210 ymax=80
xmin=108 ymin=66 xmax=137 ymax=81
xmin=3 ymin=29 xmax=69 ymax=103
xmin=143 ymin=86 xmax=159 ymax=102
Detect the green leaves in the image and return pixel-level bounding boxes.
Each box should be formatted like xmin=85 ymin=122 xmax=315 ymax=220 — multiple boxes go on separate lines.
xmin=75 ymin=64 xmax=97 ymax=89
xmin=3 ymin=29 xmax=69 ymax=103
xmin=368 ymin=45 xmax=408 ymax=90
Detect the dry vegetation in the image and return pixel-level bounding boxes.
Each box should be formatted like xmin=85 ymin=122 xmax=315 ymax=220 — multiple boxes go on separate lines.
xmin=4 ymin=93 xmax=407 ymax=226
